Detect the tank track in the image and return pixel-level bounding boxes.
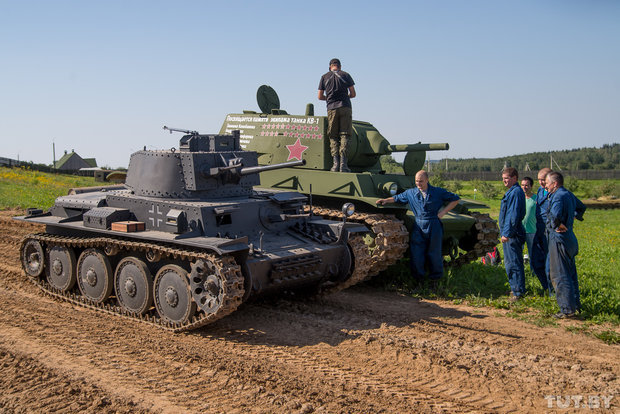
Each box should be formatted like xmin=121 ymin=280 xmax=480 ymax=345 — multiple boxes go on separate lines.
xmin=308 ymin=207 xmax=409 ymax=278
xmin=445 ymin=212 xmax=500 ymax=268
xmin=319 ymin=233 xmax=372 ymax=294
xmin=20 ymin=233 xmax=245 ymax=333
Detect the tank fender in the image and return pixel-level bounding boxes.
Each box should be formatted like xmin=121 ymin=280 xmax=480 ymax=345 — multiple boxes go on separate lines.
xmin=311 ymin=221 xmax=367 ymax=243
xmin=335 ymin=222 xmax=368 ymax=243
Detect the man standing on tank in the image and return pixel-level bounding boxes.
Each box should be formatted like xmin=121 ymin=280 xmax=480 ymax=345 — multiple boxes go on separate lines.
xmin=318 ymin=58 xmax=356 ymax=173
xmin=376 ymin=170 xmax=460 ymax=283
xmin=499 ymin=167 xmax=526 ymax=301
xmin=545 ymin=171 xmax=586 ymax=318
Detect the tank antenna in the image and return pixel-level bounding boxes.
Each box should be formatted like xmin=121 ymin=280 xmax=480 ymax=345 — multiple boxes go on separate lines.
xmin=309 ymin=184 xmax=313 ymax=217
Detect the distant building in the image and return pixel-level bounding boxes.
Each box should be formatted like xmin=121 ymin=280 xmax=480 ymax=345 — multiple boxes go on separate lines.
xmin=55 ymin=150 xmax=97 ymax=171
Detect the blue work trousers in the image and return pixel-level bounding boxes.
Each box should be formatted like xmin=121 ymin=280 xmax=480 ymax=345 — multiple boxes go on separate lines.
xmin=410 ymin=218 xmax=444 ymax=280
xmin=548 ymin=232 xmax=581 ymax=314
xmin=503 ymin=235 xmax=525 ymax=297
xmin=526 ymin=230 xmax=551 ymax=292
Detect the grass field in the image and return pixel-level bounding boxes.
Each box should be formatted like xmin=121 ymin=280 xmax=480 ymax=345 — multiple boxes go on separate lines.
xmin=0 ymin=166 xmax=97 ymax=209
xmin=1 ymin=166 xmax=618 ymax=343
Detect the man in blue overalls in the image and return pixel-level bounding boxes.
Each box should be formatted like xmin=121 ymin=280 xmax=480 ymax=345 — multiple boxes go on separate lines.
xmin=499 ymin=167 xmax=526 ymax=301
xmin=545 ymin=171 xmax=586 ymax=318
xmin=532 ymin=167 xmax=552 ymax=294
xmin=376 ymin=170 xmax=460 ymax=282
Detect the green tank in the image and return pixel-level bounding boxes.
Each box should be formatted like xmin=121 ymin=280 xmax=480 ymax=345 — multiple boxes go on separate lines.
xmin=219 ymin=86 xmax=499 ymax=277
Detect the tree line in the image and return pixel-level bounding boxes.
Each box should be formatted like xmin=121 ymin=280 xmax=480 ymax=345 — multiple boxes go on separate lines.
xmin=431 ymin=143 xmax=618 ymax=172
xmin=381 ymin=143 xmax=618 ymax=173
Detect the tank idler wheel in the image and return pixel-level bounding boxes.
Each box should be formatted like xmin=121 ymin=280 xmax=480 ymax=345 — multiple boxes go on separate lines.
xmin=47 ymin=246 xmax=77 ymax=291
xmin=190 ymin=259 xmax=225 ymax=314
xmin=77 ymin=248 xmax=114 ymax=304
xmin=115 ymin=257 xmax=153 ymax=315
xmin=154 ymin=265 xmax=196 ymax=325
xmin=21 ymin=239 xmax=45 ymax=278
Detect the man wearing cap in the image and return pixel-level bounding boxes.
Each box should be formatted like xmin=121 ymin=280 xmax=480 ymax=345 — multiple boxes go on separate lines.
xmin=318 ymin=58 xmax=356 ymax=172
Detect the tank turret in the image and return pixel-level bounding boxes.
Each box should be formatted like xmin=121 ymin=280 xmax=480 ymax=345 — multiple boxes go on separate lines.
xmin=15 ymin=128 xmax=370 ymax=332
xmin=219 ymin=86 xmax=499 ymax=276
xmin=125 ymin=129 xmax=304 ymax=199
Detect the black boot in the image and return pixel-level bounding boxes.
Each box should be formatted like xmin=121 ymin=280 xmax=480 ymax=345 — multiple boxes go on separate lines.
xmin=331 ymin=155 xmax=340 ymax=172
xmin=340 ymin=155 xmax=350 ymax=172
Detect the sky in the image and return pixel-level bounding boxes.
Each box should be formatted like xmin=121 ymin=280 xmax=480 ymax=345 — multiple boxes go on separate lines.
xmin=1 ymin=0 xmax=619 ymax=168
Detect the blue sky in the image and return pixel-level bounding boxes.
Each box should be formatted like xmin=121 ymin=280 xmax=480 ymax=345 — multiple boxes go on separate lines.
xmin=1 ymin=0 xmax=618 ymax=168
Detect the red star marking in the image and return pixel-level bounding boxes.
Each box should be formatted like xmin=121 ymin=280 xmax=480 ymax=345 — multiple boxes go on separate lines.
xmin=286 ymin=138 xmax=309 ymax=161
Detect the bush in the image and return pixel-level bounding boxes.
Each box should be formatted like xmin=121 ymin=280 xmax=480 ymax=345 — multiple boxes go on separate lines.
xmin=586 ymin=180 xmax=620 ymax=198
xmin=564 ymin=175 xmax=580 ymax=193
xmin=430 ymin=172 xmax=446 ymax=188
xmin=445 ymin=180 xmax=463 ymax=194
xmin=478 ymin=181 xmax=500 ymax=199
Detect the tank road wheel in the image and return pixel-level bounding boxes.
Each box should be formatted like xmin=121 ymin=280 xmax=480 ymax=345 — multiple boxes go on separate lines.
xmin=77 ymin=248 xmax=113 ymax=304
xmin=154 ymin=265 xmax=196 ymax=325
xmin=47 ymin=246 xmax=77 ymax=291
xmin=21 ymin=239 xmax=45 ymax=278
xmin=114 ymin=257 xmax=153 ymax=315
xmin=189 ymin=259 xmax=227 ymax=314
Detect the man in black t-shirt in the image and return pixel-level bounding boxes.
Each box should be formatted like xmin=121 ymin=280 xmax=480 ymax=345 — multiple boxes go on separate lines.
xmin=318 ymin=58 xmax=356 ymax=172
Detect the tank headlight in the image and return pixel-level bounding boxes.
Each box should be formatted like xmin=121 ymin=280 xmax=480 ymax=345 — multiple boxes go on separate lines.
xmin=389 ymin=182 xmax=398 ymax=196
xmin=382 ymin=182 xmax=399 ymax=196
xmin=342 ymin=203 xmax=355 ymax=217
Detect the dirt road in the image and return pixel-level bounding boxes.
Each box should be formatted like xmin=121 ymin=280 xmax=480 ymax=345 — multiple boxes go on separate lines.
xmin=0 ymin=210 xmax=617 ymax=413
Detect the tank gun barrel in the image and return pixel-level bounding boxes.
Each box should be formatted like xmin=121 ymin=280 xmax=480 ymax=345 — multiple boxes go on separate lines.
xmin=240 ymin=159 xmax=306 ymax=176
xmin=387 ymin=143 xmax=449 ymax=153
xmin=163 ymin=125 xmax=199 ymax=135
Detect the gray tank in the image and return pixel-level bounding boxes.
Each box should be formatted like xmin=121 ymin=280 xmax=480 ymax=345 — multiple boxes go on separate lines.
xmin=16 ymin=129 xmax=370 ymax=332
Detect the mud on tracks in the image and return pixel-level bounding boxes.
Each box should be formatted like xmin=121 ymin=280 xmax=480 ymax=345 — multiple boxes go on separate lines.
xmin=0 ymin=210 xmax=618 ymax=413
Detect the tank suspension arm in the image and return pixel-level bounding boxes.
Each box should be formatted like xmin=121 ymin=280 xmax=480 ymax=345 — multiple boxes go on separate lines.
xmin=240 ymin=159 xmax=306 ymax=176
xmin=386 ymin=143 xmax=449 ymax=152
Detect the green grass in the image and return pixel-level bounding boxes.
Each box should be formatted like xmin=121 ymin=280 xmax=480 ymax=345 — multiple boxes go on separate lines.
xmin=0 ymin=166 xmax=98 ymax=209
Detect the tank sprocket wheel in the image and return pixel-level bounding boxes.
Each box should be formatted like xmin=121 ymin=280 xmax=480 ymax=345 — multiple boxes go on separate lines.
xmin=308 ymin=206 xmax=409 ymax=278
xmin=114 ymin=257 xmax=153 ymax=315
xmin=190 ymin=258 xmax=244 ymax=315
xmin=154 ymin=265 xmax=197 ymax=325
xmin=20 ymin=233 xmax=245 ymax=332
xmin=77 ymin=248 xmax=114 ymax=304
xmin=47 ymin=245 xmax=77 ymax=292
xmin=21 ymin=238 xmax=45 ymax=278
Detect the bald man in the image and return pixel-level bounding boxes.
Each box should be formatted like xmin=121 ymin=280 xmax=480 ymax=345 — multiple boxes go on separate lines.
xmin=376 ymin=170 xmax=460 ymax=282
xmin=531 ymin=167 xmax=552 ymax=293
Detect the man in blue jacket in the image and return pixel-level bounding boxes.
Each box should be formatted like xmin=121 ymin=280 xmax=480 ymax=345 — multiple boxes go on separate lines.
xmin=532 ymin=167 xmax=552 ymax=293
xmin=376 ymin=170 xmax=460 ymax=282
xmin=499 ymin=167 xmax=526 ymax=301
xmin=545 ymin=171 xmax=586 ymax=318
